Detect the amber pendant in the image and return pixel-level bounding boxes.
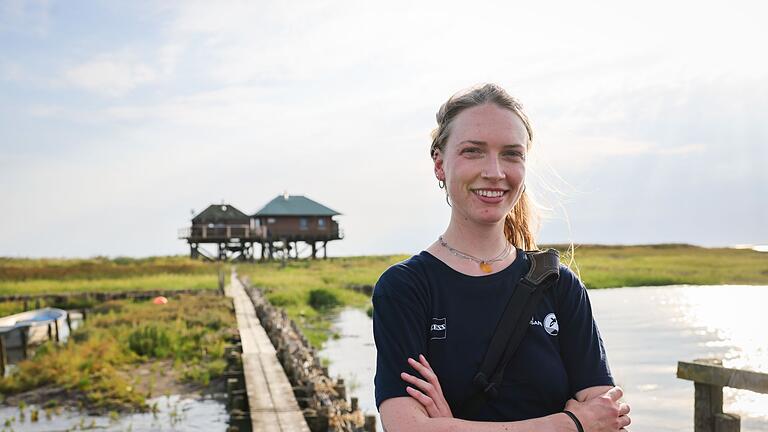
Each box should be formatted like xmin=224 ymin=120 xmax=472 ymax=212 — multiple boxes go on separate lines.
xmin=479 ymin=262 xmax=493 ymax=273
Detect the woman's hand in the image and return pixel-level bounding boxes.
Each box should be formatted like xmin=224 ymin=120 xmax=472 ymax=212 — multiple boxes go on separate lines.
xmin=564 ymin=387 xmax=631 ymax=432
xmin=400 ymin=354 xmax=454 ymax=418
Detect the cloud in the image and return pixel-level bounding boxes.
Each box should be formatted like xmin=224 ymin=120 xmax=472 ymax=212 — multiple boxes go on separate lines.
xmin=63 ymin=56 xmax=159 ymax=97
xmin=0 ymin=0 xmax=50 ymax=36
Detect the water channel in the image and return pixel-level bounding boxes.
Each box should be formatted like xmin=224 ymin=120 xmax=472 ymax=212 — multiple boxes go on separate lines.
xmin=320 ymin=285 xmax=768 ymax=432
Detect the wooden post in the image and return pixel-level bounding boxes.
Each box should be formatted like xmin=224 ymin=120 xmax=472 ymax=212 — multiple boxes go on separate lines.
xmin=0 ymin=335 xmax=6 ymax=378
xmin=20 ymin=328 xmax=28 ymax=360
xmin=218 ymin=268 xmax=225 ymax=295
xmin=323 ymin=241 xmax=328 ymax=259
xmin=335 ymin=378 xmax=346 ymax=400
xmin=351 ymin=397 xmax=359 ymax=411
xmin=66 ymin=311 xmax=72 ymax=333
xmin=694 ymin=381 xmax=722 ymax=432
xmin=714 ymin=413 xmax=740 ymax=432
xmin=365 ymin=415 xmax=377 ymax=432
xmin=48 ymin=323 xmax=53 ymax=341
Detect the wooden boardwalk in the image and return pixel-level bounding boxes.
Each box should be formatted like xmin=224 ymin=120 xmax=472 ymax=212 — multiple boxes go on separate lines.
xmin=227 ymin=272 xmax=310 ymax=432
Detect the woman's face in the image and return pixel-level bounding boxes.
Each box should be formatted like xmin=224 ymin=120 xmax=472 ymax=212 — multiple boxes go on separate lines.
xmin=434 ymin=103 xmax=528 ymax=227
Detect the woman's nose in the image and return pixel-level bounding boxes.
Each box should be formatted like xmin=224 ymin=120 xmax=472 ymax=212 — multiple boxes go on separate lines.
xmin=481 ymin=156 xmax=505 ymax=179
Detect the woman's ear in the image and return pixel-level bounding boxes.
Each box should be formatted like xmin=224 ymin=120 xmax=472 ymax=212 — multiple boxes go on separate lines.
xmin=433 ymin=150 xmax=445 ymax=181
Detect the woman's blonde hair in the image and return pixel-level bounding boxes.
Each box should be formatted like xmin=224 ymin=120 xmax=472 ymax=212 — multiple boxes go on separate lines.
xmin=430 ymin=83 xmax=538 ymax=251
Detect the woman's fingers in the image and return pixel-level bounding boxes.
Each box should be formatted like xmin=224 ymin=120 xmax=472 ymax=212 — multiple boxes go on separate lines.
xmin=419 ymin=354 xmax=432 ymax=368
xmin=619 ymin=402 xmax=631 ymax=416
xmin=402 ymin=356 xmax=453 ymax=418
xmin=620 ymin=414 xmax=632 ymax=427
xmin=400 ymin=372 xmax=433 ymax=393
xmin=405 ymin=386 xmax=440 ymax=417
xmin=408 ymin=357 xmax=437 ymax=382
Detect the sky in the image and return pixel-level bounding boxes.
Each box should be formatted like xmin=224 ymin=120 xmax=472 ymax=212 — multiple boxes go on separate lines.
xmin=1 ymin=0 xmax=766 ymax=258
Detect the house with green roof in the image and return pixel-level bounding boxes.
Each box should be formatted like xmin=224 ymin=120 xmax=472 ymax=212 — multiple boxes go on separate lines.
xmin=253 ymin=193 xmax=342 ymax=260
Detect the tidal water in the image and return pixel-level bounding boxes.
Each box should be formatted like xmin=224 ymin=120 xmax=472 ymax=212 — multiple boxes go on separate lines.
xmin=0 ymin=394 xmax=228 ymax=431
xmin=320 ymin=285 xmax=768 ymax=431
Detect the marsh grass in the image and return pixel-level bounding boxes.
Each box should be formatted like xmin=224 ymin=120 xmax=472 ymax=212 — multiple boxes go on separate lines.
xmin=0 ymin=273 xmax=217 ymax=297
xmin=555 ymin=244 xmax=768 ymax=288
xmin=0 ymin=294 xmax=234 ymax=412
xmin=237 ymin=255 xmax=403 ymax=347
xmin=0 ymin=256 xmax=218 ymax=281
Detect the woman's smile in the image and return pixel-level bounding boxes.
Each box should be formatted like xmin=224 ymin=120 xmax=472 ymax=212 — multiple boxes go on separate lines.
xmin=471 ymin=188 xmax=508 ymax=203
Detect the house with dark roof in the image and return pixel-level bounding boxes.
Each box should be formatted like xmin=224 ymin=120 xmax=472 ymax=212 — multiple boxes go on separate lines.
xmin=179 ymin=203 xmax=264 ymax=260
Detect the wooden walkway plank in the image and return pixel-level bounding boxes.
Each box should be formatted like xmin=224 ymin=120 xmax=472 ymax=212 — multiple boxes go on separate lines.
xmin=227 ymin=272 xmax=310 ymax=432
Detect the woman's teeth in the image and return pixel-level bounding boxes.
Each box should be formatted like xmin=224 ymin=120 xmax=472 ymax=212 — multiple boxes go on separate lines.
xmin=473 ymin=189 xmax=505 ymax=198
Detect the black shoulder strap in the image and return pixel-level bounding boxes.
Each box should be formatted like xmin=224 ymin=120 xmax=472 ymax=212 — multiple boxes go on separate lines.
xmin=456 ymin=248 xmax=560 ymax=419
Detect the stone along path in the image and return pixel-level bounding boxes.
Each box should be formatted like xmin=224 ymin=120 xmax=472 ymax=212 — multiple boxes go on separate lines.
xmin=226 ymin=272 xmax=310 ymax=432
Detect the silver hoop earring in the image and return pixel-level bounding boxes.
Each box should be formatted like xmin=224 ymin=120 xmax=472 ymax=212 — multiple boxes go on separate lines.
xmin=445 ymin=192 xmax=452 ymax=207
xmin=438 ymin=180 xmax=445 ymax=189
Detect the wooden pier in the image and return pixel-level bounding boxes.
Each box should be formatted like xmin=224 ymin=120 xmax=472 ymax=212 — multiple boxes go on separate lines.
xmin=227 ymin=271 xmax=310 ymax=432
xmin=678 ymin=358 xmax=768 ymax=432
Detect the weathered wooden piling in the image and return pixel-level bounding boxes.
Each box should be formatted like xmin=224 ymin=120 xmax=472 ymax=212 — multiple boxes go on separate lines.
xmin=0 ymin=335 xmax=6 ymax=377
xmin=678 ymin=358 xmax=768 ymax=432
xmin=335 ymin=378 xmax=347 ymax=400
xmin=219 ymin=268 xmax=226 ymax=296
xmin=364 ymin=415 xmax=377 ymax=432
xmin=19 ymin=329 xmax=28 ymax=360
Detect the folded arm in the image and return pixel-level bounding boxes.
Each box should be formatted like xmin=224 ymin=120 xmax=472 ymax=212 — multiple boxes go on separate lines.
xmin=380 ymin=397 xmax=577 ymax=432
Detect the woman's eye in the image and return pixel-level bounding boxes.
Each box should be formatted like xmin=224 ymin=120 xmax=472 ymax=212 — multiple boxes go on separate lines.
xmin=504 ymin=151 xmax=525 ymax=160
xmin=461 ymin=147 xmax=481 ymax=154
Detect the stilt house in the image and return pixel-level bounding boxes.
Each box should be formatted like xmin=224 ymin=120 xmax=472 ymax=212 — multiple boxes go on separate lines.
xmin=181 ymin=203 xmax=264 ymax=261
xmin=253 ymin=194 xmax=342 ymax=260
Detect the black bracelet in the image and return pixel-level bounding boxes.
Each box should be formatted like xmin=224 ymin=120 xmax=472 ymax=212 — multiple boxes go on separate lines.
xmin=562 ymin=410 xmax=585 ymax=432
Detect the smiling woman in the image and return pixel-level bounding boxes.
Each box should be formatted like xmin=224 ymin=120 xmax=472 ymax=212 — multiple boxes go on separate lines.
xmin=372 ymin=84 xmax=631 ymax=432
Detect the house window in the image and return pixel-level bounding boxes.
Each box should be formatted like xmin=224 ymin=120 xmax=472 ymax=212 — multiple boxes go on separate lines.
xmin=267 ymin=218 xmax=276 ymax=224
xmin=317 ymin=218 xmax=326 ymax=229
xmin=299 ymin=218 xmax=308 ymax=230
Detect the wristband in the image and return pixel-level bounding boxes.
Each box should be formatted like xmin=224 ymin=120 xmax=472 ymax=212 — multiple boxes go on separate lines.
xmin=562 ymin=410 xmax=584 ymax=432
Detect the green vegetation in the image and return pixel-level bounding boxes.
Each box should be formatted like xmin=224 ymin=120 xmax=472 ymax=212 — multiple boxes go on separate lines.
xmin=0 ymin=256 xmax=220 ymax=314
xmin=237 ymin=255 xmax=398 ymax=346
xmin=553 ymin=244 xmax=768 ymax=289
xmin=0 ymin=256 xmax=217 ymax=281
xmin=0 ymin=294 xmax=234 ymax=412
xmin=0 ymin=273 xmax=217 ymax=297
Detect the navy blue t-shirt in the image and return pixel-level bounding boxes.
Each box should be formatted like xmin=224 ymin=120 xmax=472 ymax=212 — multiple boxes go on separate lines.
xmin=373 ymin=249 xmax=614 ymax=421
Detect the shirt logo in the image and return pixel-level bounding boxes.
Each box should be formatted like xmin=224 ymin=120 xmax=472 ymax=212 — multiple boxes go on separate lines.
xmin=543 ymin=313 xmax=559 ymax=336
xmin=430 ymin=317 xmax=446 ymax=340
xmin=530 ymin=313 xmax=559 ymax=336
